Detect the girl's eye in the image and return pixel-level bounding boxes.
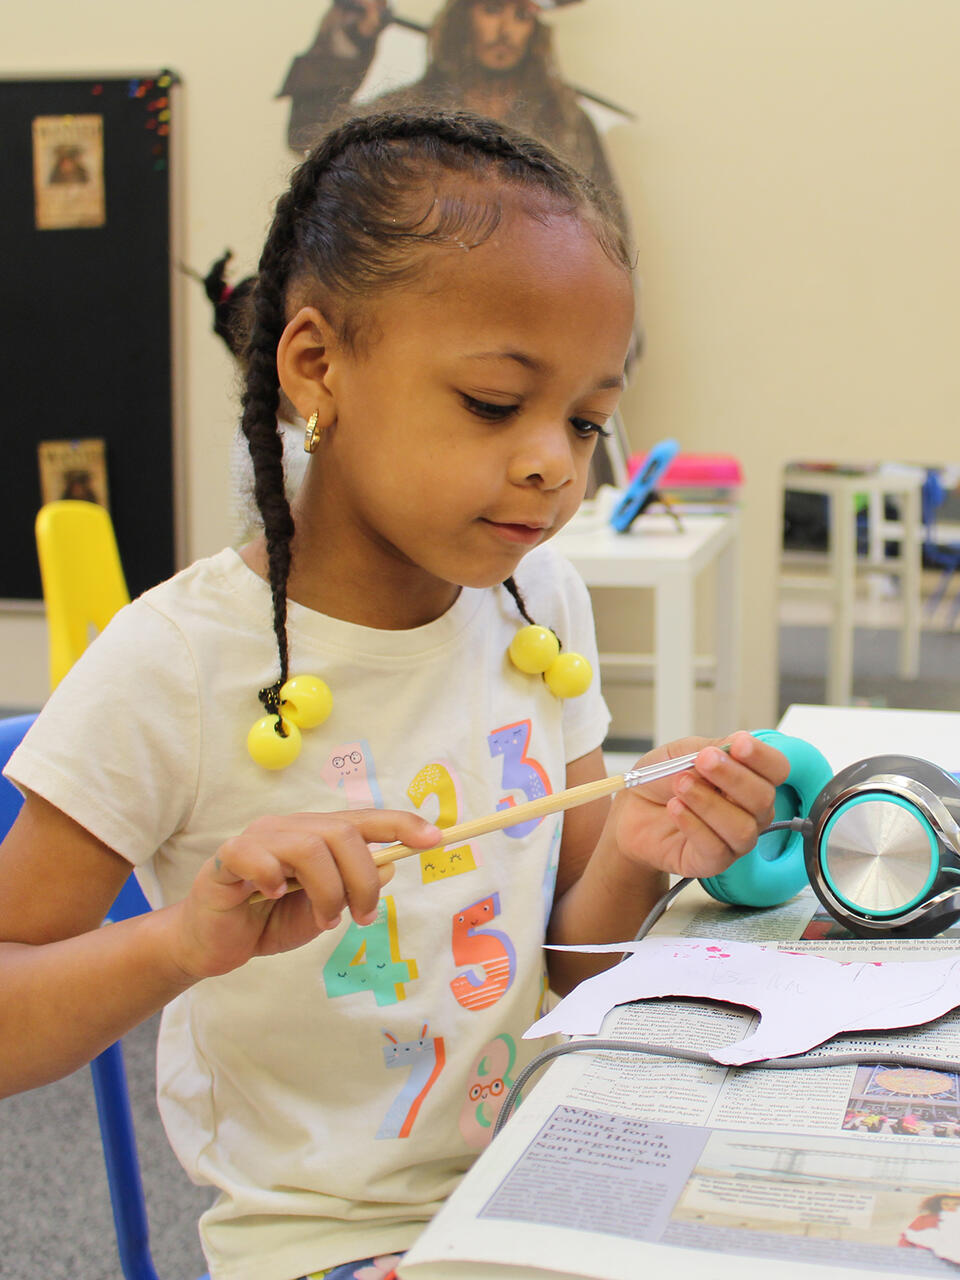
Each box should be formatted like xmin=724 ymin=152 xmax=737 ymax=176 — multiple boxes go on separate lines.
xmin=571 ymin=417 xmax=611 ymax=440
xmin=461 ymin=394 xmax=518 ymax=422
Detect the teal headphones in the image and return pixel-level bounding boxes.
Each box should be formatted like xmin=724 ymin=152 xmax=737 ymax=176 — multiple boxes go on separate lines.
xmin=700 ymin=730 xmax=960 ymax=938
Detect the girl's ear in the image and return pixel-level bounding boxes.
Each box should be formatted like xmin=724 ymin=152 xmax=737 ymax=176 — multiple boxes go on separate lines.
xmin=276 ymin=306 xmax=340 ymax=429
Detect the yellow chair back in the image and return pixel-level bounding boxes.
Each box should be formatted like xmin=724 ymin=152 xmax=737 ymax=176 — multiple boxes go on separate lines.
xmin=35 ymin=500 xmax=130 ymax=689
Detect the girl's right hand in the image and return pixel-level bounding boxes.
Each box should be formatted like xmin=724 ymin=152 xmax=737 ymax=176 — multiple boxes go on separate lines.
xmin=171 ymin=809 xmax=440 ymax=982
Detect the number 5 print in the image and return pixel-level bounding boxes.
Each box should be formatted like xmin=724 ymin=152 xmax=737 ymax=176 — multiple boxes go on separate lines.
xmin=450 ymin=893 xmax=516 ymax=1011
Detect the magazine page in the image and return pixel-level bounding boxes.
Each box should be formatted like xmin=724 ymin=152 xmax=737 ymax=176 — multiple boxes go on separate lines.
xmin=398 ymin=1054 xmax=788 ymax=1280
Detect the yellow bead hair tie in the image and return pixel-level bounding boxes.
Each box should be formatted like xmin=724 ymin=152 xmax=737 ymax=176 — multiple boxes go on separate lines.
xmin=248 ymin=625 xmax=590 ymax=771
xmin=247 ymin=674 xmax=333 ymax=769
xmin=508 ymin=625 xmax=593 ymax=699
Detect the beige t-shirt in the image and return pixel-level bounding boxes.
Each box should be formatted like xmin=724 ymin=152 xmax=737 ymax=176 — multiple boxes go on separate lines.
xmin=7 ymin=544 xmax=609 ymax=1280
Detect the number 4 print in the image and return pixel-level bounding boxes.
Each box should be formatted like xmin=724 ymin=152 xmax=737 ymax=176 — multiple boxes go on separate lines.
xmin=323 ymin=896 xmax=417 ymax=1007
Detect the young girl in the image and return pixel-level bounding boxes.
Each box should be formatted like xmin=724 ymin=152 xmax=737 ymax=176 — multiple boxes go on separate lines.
xmin=0 ymin=109 xmax=787 ymax=1280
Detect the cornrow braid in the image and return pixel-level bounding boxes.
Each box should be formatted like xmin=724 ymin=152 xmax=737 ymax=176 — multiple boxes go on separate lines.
xmin=242 ymin=221 xmax=294 ymax=717
xmin=241 ymin=107 xmax=629 ymax=727
xmin=502 ymin=576 xmax=537 ymax=629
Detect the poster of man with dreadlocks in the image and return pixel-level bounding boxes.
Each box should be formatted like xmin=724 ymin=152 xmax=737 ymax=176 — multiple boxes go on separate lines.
xmin=277 ymin=0 xmax=632 ymax=242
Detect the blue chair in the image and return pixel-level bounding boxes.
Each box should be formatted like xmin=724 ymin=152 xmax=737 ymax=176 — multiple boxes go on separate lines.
xmin=96 ymin=884 xmax=210 ymax=1280
xmin=0 ymin=715 xmax=37 ymax=836
xmin=0 ymin=714 xmax=207 ymax=1280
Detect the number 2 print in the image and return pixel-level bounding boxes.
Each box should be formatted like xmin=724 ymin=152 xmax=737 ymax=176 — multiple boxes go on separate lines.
xmin=406 ymin=761 xmax=479 ymax=883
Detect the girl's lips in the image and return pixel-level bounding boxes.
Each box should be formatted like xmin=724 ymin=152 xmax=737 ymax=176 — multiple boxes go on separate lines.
xmin=483 ymin=519 xmax=548 ymax=546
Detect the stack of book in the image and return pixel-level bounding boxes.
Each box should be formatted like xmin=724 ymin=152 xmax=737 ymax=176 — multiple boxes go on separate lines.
xmin=626 ymin=451 xmax=742 ymax=513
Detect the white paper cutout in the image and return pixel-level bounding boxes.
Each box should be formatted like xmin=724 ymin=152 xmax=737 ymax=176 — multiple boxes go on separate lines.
xmin=525 ymin=937 xmax=960 ymax=1066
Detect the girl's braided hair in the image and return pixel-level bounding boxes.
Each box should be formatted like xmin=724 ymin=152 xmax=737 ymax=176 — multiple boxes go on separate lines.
xmin=241 ymin=107 xmax=630 ymax=720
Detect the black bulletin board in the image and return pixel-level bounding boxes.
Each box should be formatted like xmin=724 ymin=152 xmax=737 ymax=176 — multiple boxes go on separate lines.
xmin=0 ymin=74 xmax=177 ymax=601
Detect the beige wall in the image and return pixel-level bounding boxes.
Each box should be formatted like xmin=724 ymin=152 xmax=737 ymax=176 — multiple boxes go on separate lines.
xmin=572 ymin=0 xmax=960 ymax=731
xmin=5 ymin=1 xmax=959 ymax=728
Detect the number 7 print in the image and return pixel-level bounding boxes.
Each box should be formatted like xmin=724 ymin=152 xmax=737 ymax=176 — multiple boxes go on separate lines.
xmin=375 ymin=1024 xmax=446 ymax=1140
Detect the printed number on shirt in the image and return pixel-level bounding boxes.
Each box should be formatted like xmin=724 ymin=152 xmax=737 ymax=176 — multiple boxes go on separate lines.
xmin=323 ymin=896 xmax=417 ymax=1006
xmin=407 ymin=760 xmax=479 ymax=884
xmin=487 ymin=719 xmax=551 ymax=838
xmin=450 ymin=892 xmax=517 ymax=1010
xmin=320 ymin=739 xmax=384 ymax=808
xmin=375 ymin=1024 xmax=446 ymax=1140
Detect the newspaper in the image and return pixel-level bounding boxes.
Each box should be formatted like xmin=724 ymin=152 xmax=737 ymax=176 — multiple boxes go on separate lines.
xmin=399 ymin=887 xmax=960 ymax=1279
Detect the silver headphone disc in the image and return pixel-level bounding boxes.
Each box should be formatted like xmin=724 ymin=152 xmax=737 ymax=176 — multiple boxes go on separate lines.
xmin=820 ymin=797 xmax=937 ymax=914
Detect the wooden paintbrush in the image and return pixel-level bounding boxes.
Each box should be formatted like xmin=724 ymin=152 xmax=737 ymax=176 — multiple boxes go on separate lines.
xmin=249 ymin=747 xmax=718 ymax=901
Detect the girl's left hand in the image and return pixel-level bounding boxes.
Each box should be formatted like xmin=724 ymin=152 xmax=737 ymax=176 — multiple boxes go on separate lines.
xmin=611 ymin=730 xmax=790 ymax=881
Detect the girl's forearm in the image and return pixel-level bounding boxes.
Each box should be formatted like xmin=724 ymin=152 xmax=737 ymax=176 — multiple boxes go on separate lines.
xmin=0 ymin=905 xmax=195 ymax=1098
xmin=546 ymin=831 xmax=666 ymax=996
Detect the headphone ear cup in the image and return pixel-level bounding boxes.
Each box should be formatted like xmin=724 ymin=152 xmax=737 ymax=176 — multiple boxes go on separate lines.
xmin=805 ymin=755 xmax=960 ymax=937
xmin=700 ymin=729 xmax=833 ymax=909
xmin=814 ymin=791 xmax=941 ymax=924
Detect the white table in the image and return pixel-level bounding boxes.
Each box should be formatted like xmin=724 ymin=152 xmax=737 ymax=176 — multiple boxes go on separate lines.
xmin=778 ymin=702 xmax=960 ymax=773
xmin=782 ymin=463 xmax=924 ymax=706
xmin=552 ymin=498 xmax=741 ymax=744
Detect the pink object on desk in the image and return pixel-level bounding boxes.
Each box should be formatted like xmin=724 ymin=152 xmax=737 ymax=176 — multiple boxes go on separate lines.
xmin=627 ymin=451 xmax=743 ymax=488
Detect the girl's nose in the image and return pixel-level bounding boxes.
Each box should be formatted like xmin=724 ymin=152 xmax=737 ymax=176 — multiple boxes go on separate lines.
xmin=509 ymin=422 xmax=576 ymax=491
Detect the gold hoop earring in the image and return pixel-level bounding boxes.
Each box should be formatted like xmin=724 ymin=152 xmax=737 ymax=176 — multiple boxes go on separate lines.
xmin=304 ymin=411 xmax=323 ymax=454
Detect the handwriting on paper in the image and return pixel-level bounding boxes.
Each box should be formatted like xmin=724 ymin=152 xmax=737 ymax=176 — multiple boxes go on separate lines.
xmin=524 ymin=937 xmax=960 ymax=1065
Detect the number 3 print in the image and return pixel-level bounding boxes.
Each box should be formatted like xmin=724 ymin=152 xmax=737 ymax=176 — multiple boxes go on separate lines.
xmin=487 ymin=719 xmax=551 ymax=839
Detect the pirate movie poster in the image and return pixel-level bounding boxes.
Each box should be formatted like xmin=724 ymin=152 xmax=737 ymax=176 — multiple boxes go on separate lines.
xmin=277 ymin=1 xmax=630 ymax=238
xmin=32 ymin=114 xmax=106 ymax=231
